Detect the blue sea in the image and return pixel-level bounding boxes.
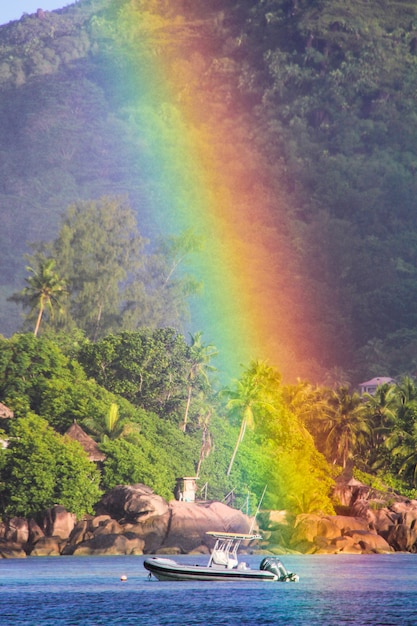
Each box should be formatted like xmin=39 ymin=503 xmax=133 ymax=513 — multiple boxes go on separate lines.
xmin=0 ymin=553 xmax=416 ymax=625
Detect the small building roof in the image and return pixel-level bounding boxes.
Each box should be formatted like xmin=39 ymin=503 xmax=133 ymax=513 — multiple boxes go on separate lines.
xmin=359 ymin=377 xmax=395 ymax=387
xmin=65 ymin=422 xmax=106 ymax=462
xmin=0 ymin=403 xmax=14 ymax=419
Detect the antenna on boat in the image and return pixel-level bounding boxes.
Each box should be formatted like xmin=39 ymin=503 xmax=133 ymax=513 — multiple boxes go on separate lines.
xmin=249 ymin=484 xmax=267 ymax=534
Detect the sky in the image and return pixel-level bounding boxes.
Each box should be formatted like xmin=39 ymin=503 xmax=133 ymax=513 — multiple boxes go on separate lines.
xmin=0 ymin=1 xmax=68 ymax=26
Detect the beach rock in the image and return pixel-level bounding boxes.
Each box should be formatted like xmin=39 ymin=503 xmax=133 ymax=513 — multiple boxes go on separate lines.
xmin=330 ymin=515 xmax=369 ymax=534
xmin=288 ymin=511 xmax=392 ymax=554
xmin=30 ymin=536 xmax=63 ymax=556
xmin=122 ymin=513 xmax=171 ymax=554
xmin=337 ymin=542 xmax=364 ymax=554
xmin=71 ymin=533 xmax=145 ymax=556
xmin=90 ymin=514 xmax=112 ymax=529
xmin=385 ymin=524 xmax=417 ymax=552
xmin=290 ymin=514 xmax=322 ymax=545
xmin=328 ymin=535 xmax=356 ymax=552
xmin=5 ymin=479 xmax=417 ymax=558
xmin=0 ymin=540 xmax=26 ymax=558
xmin=97 ymin=484 xmax=169 ymax=522
xmin=93 ymin=517 xmax=125 ymax=536
xmin=161 ymin=500 xmax=252 ymax=553
xmin=390 ymin=500 xmax=417 ymax=517
xmin=365 ymin=508 xmax=399 ymax=536
xmin=63 ymin=518 xmax=93 ymax=551
xmin=343 ymin=529 xmax=392 ymax=553
xmin=316 ymin=517 xmax=347 ymax=540
xmin=333 ymin=478 xmax=371 ymax=508
xmin=41 ymin=505 xmax=76 ymax=539
xmin=63 ymin=512 xmax=168 ymax=555
xmin=5 ymin=518 xmax=29 ymax=544
xmin=28 ymin=519 xmax=45 ymax=545
xmin=290 ymin=514 xmax=367 ymax=546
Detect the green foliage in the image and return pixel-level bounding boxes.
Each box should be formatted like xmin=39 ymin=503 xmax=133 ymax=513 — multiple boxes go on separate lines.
xmin=0 ymin=414 xmax=102 ymax=518
xmin=100 ymin=409 xmax=199 ymax=498
xmin=0 ymin=333 xmax=72 ymax=417
xmin=3 ymin=0 xmax=417 ymax=510
xmin=17 ymin=195 xmax=202 ymax=346
xmin=223 ymin=360 xmax=282 ymax=475
xmin=133 ymin=230 xmax=204 ymax=331
xmin=99 ymin=438 xmax=173 ymax=499
xmin=82 ymin=401 xmax=141 ymax=442
xmin=221 ymin=362 xmax=336 ymax=514
xmin=36 ymin=196 xmax=148 ymax=340
xmin=77 ymin=329 xmax=191 ymax=421
xmin=9 ymin=256 xmax=67 ymax=337
xmin=182 ymin=331 xmax=217 ymax=432
xmin=1 ymin=0 xmax=417 ymax=380
xmin=0 ymin=333 xmax=119 ymax=432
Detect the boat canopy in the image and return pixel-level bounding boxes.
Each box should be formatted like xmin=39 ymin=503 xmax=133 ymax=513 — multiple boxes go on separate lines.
xmin=206 ymin=532 xmax=261 ymax=541
xmin=206 ymin=531 xmax=261 ymax=569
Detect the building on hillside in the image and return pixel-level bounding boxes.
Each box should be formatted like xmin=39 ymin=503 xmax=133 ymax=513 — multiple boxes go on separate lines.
xmin=65 ymin=422 xmax=106 ymax=463
xmin=358 ymin=377 xmax=395 ymax=396
xmin=175 ymin=477 xmax=198 ymax=502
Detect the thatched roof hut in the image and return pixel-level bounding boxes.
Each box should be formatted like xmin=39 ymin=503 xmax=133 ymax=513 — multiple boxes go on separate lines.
xmin=65 ymin=422 xmax=106 ymax=463
xmin=0 ymin=403 xmax=14 ymax=419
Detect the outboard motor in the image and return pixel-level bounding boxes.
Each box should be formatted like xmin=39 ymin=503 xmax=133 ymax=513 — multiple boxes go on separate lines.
xmin=260 ymin=557 xmax=299 ymax=582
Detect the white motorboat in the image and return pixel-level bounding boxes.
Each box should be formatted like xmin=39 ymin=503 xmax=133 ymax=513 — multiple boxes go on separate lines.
xmin=144 ymin=531 xmax=299 ymax=582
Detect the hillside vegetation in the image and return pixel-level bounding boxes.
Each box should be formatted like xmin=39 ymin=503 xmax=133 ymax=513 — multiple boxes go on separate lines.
xmin=1 ymin=0 xmax=417 ymax=520
xmin=0 ymin=0 xmax=417 ymax=381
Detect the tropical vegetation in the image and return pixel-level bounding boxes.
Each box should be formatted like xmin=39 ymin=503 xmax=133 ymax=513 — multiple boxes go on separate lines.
xmin=1 ymin=0 xmax=417 ymax=522
xmin=0 ymin=0 xmax=416 ymax=382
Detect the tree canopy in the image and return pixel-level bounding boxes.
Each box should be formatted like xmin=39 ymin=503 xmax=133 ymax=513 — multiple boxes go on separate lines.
xmin=0 ymin=1 xmax=417 ymax=381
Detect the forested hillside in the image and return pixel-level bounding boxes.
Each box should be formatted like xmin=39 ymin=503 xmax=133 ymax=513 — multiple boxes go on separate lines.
xmin=1 ymin=0 xmax=417 ymax=383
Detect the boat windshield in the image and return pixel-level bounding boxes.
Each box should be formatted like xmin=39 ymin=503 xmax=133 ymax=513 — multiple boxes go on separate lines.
xmin=206 ymin=532 xmax=261 ymax=569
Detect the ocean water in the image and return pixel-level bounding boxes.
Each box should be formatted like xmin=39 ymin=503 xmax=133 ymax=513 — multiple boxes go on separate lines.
xmin=0 ymin=553 xmax=416 ymax=625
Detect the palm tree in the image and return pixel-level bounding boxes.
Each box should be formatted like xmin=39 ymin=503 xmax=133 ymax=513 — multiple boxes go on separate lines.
xmin=224 ymin=360 xmax=281 ymax=476
xmin=282 ymin=380 xmax=329 ymax=436
xmin=374 ymin=377 xmax=417 ymax=484
xmin=10 ymin=257 xmax=67 ymax=337
xmin=195 ymin=402 xmax=213 ymax=477
xmin=394 ymin=376 xmax=417 ymax=432
xmin=182 ymin=331 xmax=217 ymax=432
xmin=83 ymin=403 xmax=139 ymax=442
xmin=317 ymin=387 xmax=371 ymax=468
xmin=385 ymin=421 xmax=417 ymax=486
xmin=363 ymin=382 xmax=398 ymax=449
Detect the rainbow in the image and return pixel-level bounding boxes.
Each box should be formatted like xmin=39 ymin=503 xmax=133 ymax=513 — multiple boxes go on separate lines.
xmin=102 ymin=2 xmax=322 ymax=381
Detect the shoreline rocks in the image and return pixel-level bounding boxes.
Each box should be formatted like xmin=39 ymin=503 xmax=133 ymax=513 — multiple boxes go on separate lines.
xmin=2 ymin=481 xmax=417 ymax=558
xmin=283 ymin=478 xmax=417 ymax=554
xmin=0 ymin=484 xmax=253 ymax=558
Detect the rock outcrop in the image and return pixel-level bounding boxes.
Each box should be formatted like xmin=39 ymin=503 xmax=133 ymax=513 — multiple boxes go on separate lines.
xmin=280 ymin=478 xmax=417 ymax=554
xmin=3 ymin=480 xmax=417 ymax=558
xmin=288 ymin=512 xmax=392 ymax=554
xmin=0 ymin=484 xmax=252 ymax=558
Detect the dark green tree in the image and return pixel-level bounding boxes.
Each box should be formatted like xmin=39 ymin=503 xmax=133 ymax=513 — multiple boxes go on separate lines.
xmin=125 ymin=229 xmax=203 ymax=331
xmin=224 ymin=360 xmax=281 ymax=476
xmin=316 ymin=387 xmax=371 ymax=468
xmin=0 ymin=333 xmax=72 ymax=417
xmin=0 ymin=414 xmax=102 ymax=518
xmin=182 ymin=331 xmax=217 ymax=432
xmin=77 ymin=329 xmax=191 ymax=421
xmin=43 ymin=196 xmax=147 ymax=340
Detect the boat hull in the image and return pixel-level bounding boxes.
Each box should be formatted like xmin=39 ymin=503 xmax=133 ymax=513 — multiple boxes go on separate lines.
xmin=144 ymin=557 xmax=278 ymax=582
